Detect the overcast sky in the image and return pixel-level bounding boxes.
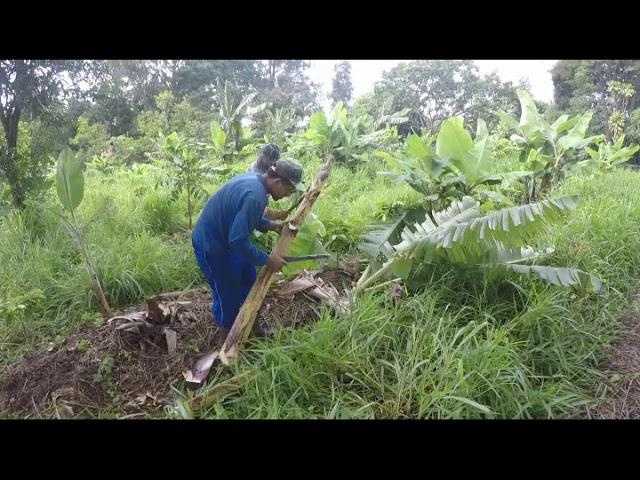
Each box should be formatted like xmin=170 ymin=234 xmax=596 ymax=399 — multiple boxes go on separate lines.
xmin=307 ymin=60 xmax=558 ymax=113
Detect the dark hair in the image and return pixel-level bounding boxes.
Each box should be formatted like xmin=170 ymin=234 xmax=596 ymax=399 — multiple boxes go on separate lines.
xmin=255 ymin=144 xmax=281 ymax=173
xmin=260 ymin=144 xmax=280 ymax=162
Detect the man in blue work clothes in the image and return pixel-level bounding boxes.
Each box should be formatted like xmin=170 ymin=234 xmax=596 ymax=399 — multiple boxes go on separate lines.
xmin=192 ymin=158 xmax=305 ymax=333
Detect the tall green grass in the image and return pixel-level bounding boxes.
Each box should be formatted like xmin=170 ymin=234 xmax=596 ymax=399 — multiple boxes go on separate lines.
xmin=170 ymin=169 xmax=640 ymax=419
xmin=2 ymin=157 xmax=640 ymax=419
xmin=0 ymin=167 xmax=203 ymax=366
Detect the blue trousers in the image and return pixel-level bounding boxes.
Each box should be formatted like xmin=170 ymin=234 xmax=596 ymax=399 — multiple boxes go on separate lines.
xmin=192 ymin=240 xmax=257 ymax=330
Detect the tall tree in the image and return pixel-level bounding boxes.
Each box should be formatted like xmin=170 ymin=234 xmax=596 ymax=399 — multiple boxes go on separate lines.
xmin=250 ymin=61 xmax=320 ymax=139
xmin=551 ymin=60 xmax=640 ymax=135
xmin=330 ymin=61 xmax=353 ymax=108
xmin=373 ymin=60 xmax=520 ymax=135
xmin=170 ymin=60 xmax=260 ymax=110
xmin=77 ymin=60 xmax=174 ymax=137
xmin=0 ymin=60 xmax=89 ymax=208
xmin=257 ymin=61 xmax=320 ymax=119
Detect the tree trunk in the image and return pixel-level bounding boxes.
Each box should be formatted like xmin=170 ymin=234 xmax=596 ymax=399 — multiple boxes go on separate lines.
xmin=267 ymin=61 xmax=278 ymax=89
xmin=234 ymin=123 xmax=241 ymax=152
xmin=0 ymin=104 xmax=25 ymax=209
xmin=218 ymin=155 xmax=333 ymax=365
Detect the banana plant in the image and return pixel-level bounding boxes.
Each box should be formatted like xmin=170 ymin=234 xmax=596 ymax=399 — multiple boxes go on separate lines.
xmin=376 ymin=131 xmax=454 ymax=217
xmin=88 ymin=153 xmax=119 ymax=174
xmin=495 ymin=89 xmax=604 ymax=201
xmin=356 ymin=195 xmax=603 ymax=295
xmin=576 ymin=135 xmax=640 ymax=173
xmin=55 ymin=148 xmax=112 ymax=318
xmin=206 ymin=120 xmax=255 ymax=164
xmin=434 ymin=116 xmax=508 ymax=195
xmin=215 ymin=79 xmax=264 ymax=151
xmin=304 ymin=102 xmax=386 ymax=168
xmin=372 ymin=97 xmax=411 ymax=130
xmin=378 ymin=117 xmax=524 ymax=218
xmin=263 ymin=107 xmax=297 ymax=146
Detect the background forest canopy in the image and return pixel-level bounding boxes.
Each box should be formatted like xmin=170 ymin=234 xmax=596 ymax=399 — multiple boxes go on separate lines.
xmin=2 ymin=59 xmax=640 ymax=210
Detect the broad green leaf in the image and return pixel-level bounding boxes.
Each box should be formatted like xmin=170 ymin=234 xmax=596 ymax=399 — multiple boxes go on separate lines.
xmin=359 ymin=214 xmax=408 ymax=259
xmin=551 ymin=114 xmax=579 ymax=134
xmin=405 ymin=133 xmax=446 ymax=177
xmin=308 ymin=112 xmax=328 ymax=136
xmin=282 ymin=213 xmax=327 ymax=276
xmin=210 ymin=121 xmax=226 ymax=147
xmin=585 ymin=146 xmax=599 ymax=162
xmin=550 ymin=114 xmax=570 ymax=130
xmin=517 ymin=90 xmax=545 ymax=133
xmin=441 ymin=175 xmax=466 ymax=187
xmin=526 ymin=148 xmax=539 ymax=165
xmin=557 ymin=112 xmax=595 ymax=150
xmin=56 ymin=148 xmax=84 ymax=212
xmin=495 ymin=110 xmax=520 ymax=131
xmin=457 ymin=137 xmax=494 ymax=184
xmin=405 ymin=133 xmax=434 ymax=161
xmin=359 ymin=191 xmax=599 ymax=297
xmin=436 ymin=116 xmax=474 ymax=162
xmin=572 ymin=135 xmax=605 ymax=150
xmin=390 ymin=256 xmax=412 ymax=279
xmin=476 ymin=119 xmax=489 ymax=139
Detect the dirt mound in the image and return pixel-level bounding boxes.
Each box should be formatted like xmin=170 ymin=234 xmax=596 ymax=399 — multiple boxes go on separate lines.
xmin=0 ymin=267 xmax=357 ymax=419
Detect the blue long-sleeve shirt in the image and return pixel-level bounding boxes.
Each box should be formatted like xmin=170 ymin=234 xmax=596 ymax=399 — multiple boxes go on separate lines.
xmin=192 ymin=172 xmax=271 ymax=265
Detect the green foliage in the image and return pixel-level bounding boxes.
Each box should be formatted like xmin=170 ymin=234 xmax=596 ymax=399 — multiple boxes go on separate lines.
xmin=156 ymin=131 xmax=216 ymax=229
xmin=215 ymin=79 xmax=263 ymax=151
xmin=282 ymin=213 xmax=327 ymax=276
xmin=551 ymin=60 xmax=640 ymax=141
xmin=374 ymin=61 xmax=521 ymax=135
xmin=254 ymin=60 xmax=320 ymax=123
xmin=579 ymin=135 xmax=640 ymax=172
xmin=6 ymin=60 xmax=640 ymax=420
xmin=53 ymin=148 xmax=111 ymax=317
xmin=0 ymin=288 xmax=45 ymax=328
xmin=378 ymin=118 xmax=518 ymax=214
xmin=71 ymin=117 xmax=110 ymax=158
xmin=496 ymin=90 xmax=604 ymax=201
xmin=88 ymin=154 xmax=120 ymax=175
xmin=303 ymin=103 xmax=387 ymax=168
xmin=141 ymin=189 xmax=183 ymax=235
xmin=0 ymin=121 xmax=57 ymax=209
xmin=55 ymin=147 xmax=85 ymax=212
xmin=207 ymin=120 xmax=257 ymax=164
xmin=261 ymin=108 xmax=297 ymax=146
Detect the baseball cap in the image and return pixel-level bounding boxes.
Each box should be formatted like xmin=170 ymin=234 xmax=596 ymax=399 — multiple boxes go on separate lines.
xmin=272 ymin=158 xmax=305 ymax=192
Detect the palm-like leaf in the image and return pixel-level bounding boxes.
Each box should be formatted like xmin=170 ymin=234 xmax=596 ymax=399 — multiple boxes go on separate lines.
xmin=355 ymin=195 xmax=603 ymax=293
